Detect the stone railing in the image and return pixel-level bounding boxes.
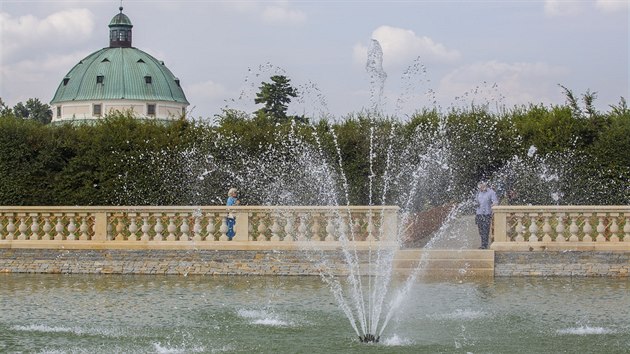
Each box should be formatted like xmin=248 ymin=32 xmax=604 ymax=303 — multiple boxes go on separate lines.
xmin=492 ymin=206 xmax=630 ymax=251
xmin=0 ymin=206 xmax=399 ymax=250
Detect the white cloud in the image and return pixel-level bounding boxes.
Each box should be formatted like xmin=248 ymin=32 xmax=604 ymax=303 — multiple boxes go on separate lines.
xmin=262 ymin=6 xmax=306 ymax=25
xmin=438 ymin=61 xmax=570 ymax=107
xmin=0 ymin=9 xmax=95 ymax=59
xmin=544 ymin=0 xmax=627 ymax=16
xmin=544 ymin=0 xmax=585 ymax=16
xmin=353 ymin=26 xmax=460 ymax=70
xmin=221 ymin=1 xmax=306 ymax=25
xmin=1 ymin=51 xmax=90 ymax=105
xmin=595 ymin=0 xmax=629 ymax=12
xmin=186 ymin=80 xmax=229 ymax=101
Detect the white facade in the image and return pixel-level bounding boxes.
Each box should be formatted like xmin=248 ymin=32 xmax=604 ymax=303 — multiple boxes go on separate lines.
xmin=52 ymin=100 xmax=187 ymax=123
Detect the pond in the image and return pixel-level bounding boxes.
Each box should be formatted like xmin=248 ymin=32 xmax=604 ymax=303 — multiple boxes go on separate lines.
xmin=1 ymin=274 xmax=628 ymax=353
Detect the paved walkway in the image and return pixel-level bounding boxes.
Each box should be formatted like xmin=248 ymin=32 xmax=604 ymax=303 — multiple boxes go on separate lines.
xmin=423 ymin=215 xmax=480 ymax=249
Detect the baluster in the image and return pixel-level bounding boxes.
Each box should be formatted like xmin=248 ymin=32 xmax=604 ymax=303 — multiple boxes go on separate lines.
xmin=528 ymin=214 xmax=538 ymax=242
xmin=115 ymin=216 xmax=125 ymax=241
xmin=248 ymin=213 xmax=254 ymax=241
xmin=623 ymin=214 xmax=630 ymax=242
xmin=180 ymin=215 xmax=190 ymax=241
xmin=18 ymin=216 xmax=28 ymax=240
xmin=542 ymin=215 xmax=552 ymax=242
xmin=166 ymin=214 xmax=177 ymax=241
xmin=338 ymin=216 xmax=349 ymax=242
xmin=325 ymin=214 xmax=336 ymax=242
xmin=206 ymin=213 xmax=216 ymax=241
xmin=29 ymin=214 xmax=39 ymax=241
xmin=128 ymin=215 xmax=138 ymax=241
xmin=67 ymin=216 xmax=77 ymax=241
xmin=284 ymin=214 xmax=294 ymax=242
xmin=582 ymin=214 xmax=593 ymax=242
xmin=141 ymin=216 xmax=151 ymax=241
xmin=106 ymin=217 xmax=113 ymax=240
xmin=54 ymin=216 xmax=65 ymax=241
xmin=311 ymin=214 xmax=321 ymax=241
xmin=257 ymin=214 xmax=267 ymax=242
xmin=352 ymin=217 xmax=363 ymax=241
xmin=79 ymin=216 xmax=90 ymax=240
xmin=6 ymin=216 xmax=15 ymax=240
xmin=297 ymin=214 xmax=308 ymax=241
xmin=596 ymin=215 xmax=606 ymax=242
xmin=555 ymin=214 xmax=566 ymax=242
xmin=270 ymin=215 xmax=281 ymax=241
xmin=338 ymin=217 xmax=354 ymax=241
xmin=193 ymin=216 xmax=202 ymax=241
xmin=609 ymin=214 xmax=619 ymax=242
xmin=569 ymin=215 xmax=579 ymax=242
xmin=366 ymin=212 xmax=375 ymax=242
xmin=154 ymin=216 xmax=164 ymax=241
xmin=514 ymin=214 xmax=525 ymax=242
xmin=42 ymin=216 xmax=52 ymax=240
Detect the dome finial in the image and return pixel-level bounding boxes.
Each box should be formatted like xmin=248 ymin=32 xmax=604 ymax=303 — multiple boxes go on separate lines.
xmin=119 ymin=0 xmax=123 ymax=12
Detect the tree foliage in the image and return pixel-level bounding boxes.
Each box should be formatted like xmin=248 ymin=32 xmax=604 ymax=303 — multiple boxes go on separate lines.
xmin=9 ymin=98 xmax=53 ymax=124
xmin=0 ymin=93 xmax=628 ymax=207
xmin=254 ymin=75 xmax=299 ymax=123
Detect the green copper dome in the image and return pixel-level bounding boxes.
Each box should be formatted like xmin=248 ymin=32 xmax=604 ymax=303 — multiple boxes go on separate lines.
xmin=50 ymin=47 xmax=188 ymax=104
xmin=50 ymin=6 xmax=188 ymax=107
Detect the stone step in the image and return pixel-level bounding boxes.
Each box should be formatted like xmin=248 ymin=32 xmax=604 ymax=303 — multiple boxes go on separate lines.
xmin=391 ymin=249 xmax=494 ymax=277
xmin=392 ymin=258 xmax=494 ymax=269
xmin=394 ymin=249 xmax=494 ymax=261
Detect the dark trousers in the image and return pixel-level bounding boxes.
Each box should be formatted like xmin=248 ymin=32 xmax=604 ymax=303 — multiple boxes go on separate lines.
xmin=226 ymin=217 xmax=236 ymax=240
xmin=476 ymin=214 xmax=492 ymax=249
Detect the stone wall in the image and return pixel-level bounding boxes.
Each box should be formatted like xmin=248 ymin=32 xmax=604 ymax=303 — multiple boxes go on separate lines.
xmin=0 ymin=249 xmax=353 ymax=276
xmin=495 ymin=251 xmax=630 ymax=277
xmin=3 ymin=248 xmax=629 ymax=277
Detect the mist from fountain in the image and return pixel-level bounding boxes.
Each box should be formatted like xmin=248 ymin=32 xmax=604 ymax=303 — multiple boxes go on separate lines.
xmin=107 ymin=39 xmax=580 ymax=344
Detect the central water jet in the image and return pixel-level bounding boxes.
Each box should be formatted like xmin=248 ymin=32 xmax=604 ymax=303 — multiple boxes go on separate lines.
xmin=359 ymin=334 xmax=380 ymax=343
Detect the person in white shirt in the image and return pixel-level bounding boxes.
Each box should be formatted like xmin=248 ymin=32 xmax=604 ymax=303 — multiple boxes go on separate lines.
xmin=475 ymin=181 xmax=498 ymax=249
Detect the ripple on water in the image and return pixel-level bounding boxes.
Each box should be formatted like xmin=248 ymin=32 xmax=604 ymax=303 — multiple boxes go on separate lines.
xmin=237 ymin=308 xmax=293 ymax=327
xmin=556 ymin=326 xmax=617 ymax=335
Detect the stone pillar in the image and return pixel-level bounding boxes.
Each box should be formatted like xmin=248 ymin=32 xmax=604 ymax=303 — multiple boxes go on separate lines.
xmin=492 ymin=208 xmax=507 ymax=242
xmin=234 ymin=211 xmax=249 ymax=242
xmin=93 ymin=213 xmax=108 ymax=242
xmin=382 ymin=209 xmax=399 ymax=243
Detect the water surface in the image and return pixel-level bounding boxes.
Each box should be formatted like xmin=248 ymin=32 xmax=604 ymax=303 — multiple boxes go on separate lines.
xmin=1 ymin=274 xmax=628 ymax=353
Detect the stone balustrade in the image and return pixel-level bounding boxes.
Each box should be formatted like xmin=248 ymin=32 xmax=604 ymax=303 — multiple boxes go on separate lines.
xmin=492 ymin=206 xmax=630 ymax=251
xmin=0 ymin=206 xmax=399 ymax=249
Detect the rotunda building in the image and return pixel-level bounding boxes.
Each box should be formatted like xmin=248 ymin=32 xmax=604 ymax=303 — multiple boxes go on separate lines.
xmin=50 ymin=7 xmax=189 ymax=123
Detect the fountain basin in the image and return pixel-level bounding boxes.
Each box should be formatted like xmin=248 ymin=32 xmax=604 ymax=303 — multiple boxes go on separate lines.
xmin=1 ymin=274 xmax=628 ymax=353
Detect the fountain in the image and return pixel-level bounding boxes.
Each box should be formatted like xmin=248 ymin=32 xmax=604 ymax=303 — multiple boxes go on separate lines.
xmin=181 ymin=40 xmax=590 ymax=344
xmin=2 ymin=38 xmax=629 ymax=352
xmin=199 ymin=39 xmax=480 ymax=344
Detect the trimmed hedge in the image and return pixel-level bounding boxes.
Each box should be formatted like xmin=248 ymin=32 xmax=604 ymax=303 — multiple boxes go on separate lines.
xmin=0 ymin=104 xmax=628 ymax=207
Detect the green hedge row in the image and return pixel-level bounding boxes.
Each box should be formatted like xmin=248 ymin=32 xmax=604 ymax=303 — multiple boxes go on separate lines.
xmin=0 ymin=104 xmax=628 ymax=207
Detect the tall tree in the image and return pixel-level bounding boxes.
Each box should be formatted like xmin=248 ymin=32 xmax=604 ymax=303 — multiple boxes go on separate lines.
xmin=0 ymin=98 xmax=13 ymax=117
xmin=254 ymin=75 xmax=298 ymax=123
xmin=12 ymin=98 xmax=53 ymax=124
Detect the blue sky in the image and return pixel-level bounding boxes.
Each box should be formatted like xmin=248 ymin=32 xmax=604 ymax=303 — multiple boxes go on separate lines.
xmin=1 ymin=0 xmax=628 ymax=120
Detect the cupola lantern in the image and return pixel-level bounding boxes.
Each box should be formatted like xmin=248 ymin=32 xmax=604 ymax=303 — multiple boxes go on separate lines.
xmin=109 ymin=6 xmax=133 ymax=48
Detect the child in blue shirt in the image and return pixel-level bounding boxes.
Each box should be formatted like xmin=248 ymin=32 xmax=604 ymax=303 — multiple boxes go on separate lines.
xmin=226 ymin=188 xmax=239 ymax=240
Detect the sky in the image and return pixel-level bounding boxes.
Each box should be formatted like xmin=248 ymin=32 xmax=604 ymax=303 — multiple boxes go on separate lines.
xmin=1 ymin=0 xmax=628 ymax=120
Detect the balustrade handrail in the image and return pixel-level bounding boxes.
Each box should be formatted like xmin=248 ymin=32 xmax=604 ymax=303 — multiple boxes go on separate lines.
xmin=492 ymin=205 xmax=630 ymax=247
xmin=0 ymin=205 xmax=400 ymax=248
xmin=494 ymin=205 xmax=629 ymax=212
